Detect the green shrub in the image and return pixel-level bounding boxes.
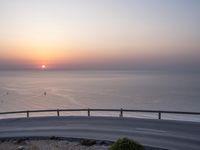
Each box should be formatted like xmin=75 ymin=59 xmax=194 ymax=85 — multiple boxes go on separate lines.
xmin=109 ymin=137 xmax=144 ymax=150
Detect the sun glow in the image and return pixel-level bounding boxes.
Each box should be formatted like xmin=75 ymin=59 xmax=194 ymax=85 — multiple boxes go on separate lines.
xmin=41 ymin=65 xmax=46 ymax=69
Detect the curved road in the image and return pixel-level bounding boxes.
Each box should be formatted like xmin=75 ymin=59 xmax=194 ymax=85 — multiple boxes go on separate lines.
xmin=0 ymin=116 xmax=200 ymax=150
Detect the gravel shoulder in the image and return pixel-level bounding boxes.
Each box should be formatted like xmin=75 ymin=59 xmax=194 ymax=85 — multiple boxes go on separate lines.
xmin=0 ymin=139 xmax=109 ymax=150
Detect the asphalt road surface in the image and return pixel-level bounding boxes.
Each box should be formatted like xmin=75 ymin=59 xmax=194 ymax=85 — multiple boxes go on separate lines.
xmin=0 ymin=116 xmax=200 ymax=150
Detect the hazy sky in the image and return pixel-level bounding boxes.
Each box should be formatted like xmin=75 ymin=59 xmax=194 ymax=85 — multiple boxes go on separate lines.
xmin=0 ymin=0 xmax=200 ymax=70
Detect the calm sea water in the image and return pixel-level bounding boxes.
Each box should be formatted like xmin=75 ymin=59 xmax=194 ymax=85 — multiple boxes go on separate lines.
xmin=0 ymin=70 xmax=200 ymax=121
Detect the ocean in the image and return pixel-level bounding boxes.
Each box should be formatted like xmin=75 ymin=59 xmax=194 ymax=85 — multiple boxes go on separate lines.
xmin=0 ymin=70 xmax=200 ymax=121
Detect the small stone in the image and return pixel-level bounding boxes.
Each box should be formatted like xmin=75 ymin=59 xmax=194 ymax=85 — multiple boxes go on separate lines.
xmin=80 ymin=139 xmax=96 ymax=146
xmin=17 ymin=146 xmax=24 ymax=150
xmin=101 ymin=141 xmax=113 ymax=146
xmin=13 ymin=140 xmax=18 ymax=144
xmin=15 ymin=138 xmax=27 ymax=145
xmin=65 ymin=141 xmax=70 ymax=144
xmin=50 ymin=136 xmax=60 ymax=140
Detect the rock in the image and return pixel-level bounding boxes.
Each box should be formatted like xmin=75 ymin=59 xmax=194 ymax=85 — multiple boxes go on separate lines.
xmin=15 ymin=138 xmax=27 ymax=145
xmin=12 ymin=140 xmax=18 ymax=144
xmin=96 ymin=140 xmax=102 ymax=145
xmin=80 ymin=139 xmax=96 ymax=146
xmin=17 ymin=146 xmax=24 ymax=150
xmin=97 ymin=140 xmax=113 ymax=146
xmin=50 ymin=136 xmax=60 ymax=140
xmin=1 ymin=139 xmax=7 ymax=143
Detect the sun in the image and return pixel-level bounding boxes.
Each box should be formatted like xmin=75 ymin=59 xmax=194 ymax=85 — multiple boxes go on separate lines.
xmin=41 ymin=65 xmax=46 ymax=69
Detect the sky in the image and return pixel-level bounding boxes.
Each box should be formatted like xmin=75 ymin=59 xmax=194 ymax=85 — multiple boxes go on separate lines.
xmin=0 ymin=0 xmax=200 ymax=70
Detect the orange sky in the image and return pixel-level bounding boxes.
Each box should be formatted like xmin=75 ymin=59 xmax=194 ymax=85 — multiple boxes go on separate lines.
xmin=0 ymin=0 xmax=200 ymax=70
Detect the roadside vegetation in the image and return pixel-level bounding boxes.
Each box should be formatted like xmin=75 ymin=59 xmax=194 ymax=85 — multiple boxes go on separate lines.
xmin=109 ymin=138 xmax=144 ymax=150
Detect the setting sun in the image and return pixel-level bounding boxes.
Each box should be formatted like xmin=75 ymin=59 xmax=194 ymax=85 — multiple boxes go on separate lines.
xmin=41 ymin=65 xmax=46 ymax=69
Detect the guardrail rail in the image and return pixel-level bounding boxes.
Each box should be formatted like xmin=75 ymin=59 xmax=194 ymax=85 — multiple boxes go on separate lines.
xmin=1 ymin=108 xmax=200 ymax=120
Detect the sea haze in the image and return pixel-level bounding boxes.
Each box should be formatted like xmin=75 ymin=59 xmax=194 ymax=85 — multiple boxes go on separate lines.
xmin=0 ymin=70 xmax=200 ymax=121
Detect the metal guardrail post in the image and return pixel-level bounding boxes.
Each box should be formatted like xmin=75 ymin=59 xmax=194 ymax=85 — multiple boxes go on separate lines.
xmin=88 ymin=108 xmax=90 ymax=117
xmin=27 ymin=111 xmax=29 ymax=118
xmin=158 ymin=111 xmax=161 ymax=119
xmin=57 ymin=109 xmax=60 ymax=117
xmin=120 ymin=108 xmax=123 ymax=117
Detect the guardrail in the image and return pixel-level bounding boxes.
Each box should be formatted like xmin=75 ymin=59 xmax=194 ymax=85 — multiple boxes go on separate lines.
xmin=1 ymin=108 xmax=200 ymax=120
